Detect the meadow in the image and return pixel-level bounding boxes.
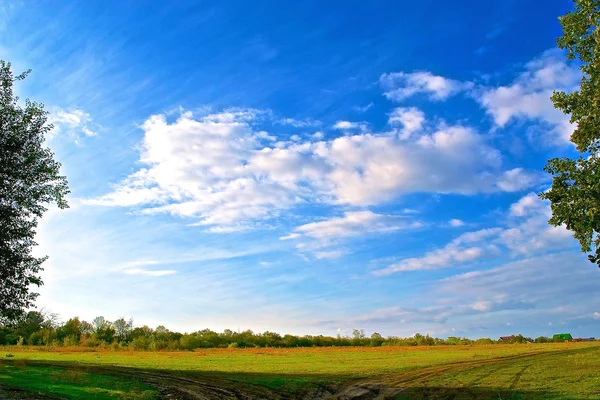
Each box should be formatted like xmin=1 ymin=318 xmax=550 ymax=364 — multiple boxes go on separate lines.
xmin=1 ymin=343 xmax=600 ymax=399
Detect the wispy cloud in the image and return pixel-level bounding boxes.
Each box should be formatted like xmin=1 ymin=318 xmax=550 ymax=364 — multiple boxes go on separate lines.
xmin=380 ymin=71 xmax=473 ymax=102
xmin=375 ymin=193 xmax=574 ymax=275
xmin=332 ymin=120 xmax=365 ymax=130
xmin=448 ymin=219 xmax=465 ymax=227
xmin=286 ymin=210 xmax=419 ymax=240
xmin=123 ymin=268 xmax=176 ymax=277
xmin=48 ymin=107 xmax=99 ymax=141
xmin=354 ymin=102 xmax=374 ymax=113
xmin=475 ymin=49 xmax=579 ymax=144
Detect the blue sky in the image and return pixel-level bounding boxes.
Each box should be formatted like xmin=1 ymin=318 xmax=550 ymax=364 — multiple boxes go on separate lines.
xmin=2 ymin=0 xmax=599 ymax=339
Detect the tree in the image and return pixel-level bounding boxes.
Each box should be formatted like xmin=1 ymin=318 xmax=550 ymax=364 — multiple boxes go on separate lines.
xmin=15 ymin=311 xmax=44 ymax=342
xmin=92 ymin=316 xmax=115 ymax=343
xmin=57 ymin=317 xmax=82 ymax=342
xmin=0 ymin=61 xmax=69 ymax=322
xmin=540 ymin=0 xmax=600 ymax=266
xmin=113 ymin=317 xmax=133 ymax=342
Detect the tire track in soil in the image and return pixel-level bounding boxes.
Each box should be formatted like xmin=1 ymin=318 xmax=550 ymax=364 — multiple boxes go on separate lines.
xmin=509 ymin=365 xmax=530 ymax=390
xmin=328 ymin=348 xmax=597 ymax=399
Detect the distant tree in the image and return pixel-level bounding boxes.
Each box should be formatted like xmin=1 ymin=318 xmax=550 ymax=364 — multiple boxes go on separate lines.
xmin=352 ymin=329 xmax=365 ymax=339
xmin=370 ymin=332 xmax=384 ymax=347
xmin=57 ymin=317 xmax=82 ymax=343
xmin=0 ymin=61 xmax=69 ymax=323
xmin=40 ymin=311 xmax=61 ymax=330
xmin=92 ymin=316 xmax=115 ymax=343
xmin=113 ymin=317 xmax=133 ymax=342
xmin=15 ymin=311 xmax=44 ymax=343
xmin=513 ymin=334 xmax=526 ymax=344
xmin=80 ymin=320 xmax=94 ymax=335
xmin=540 ymin=0 xmax=600 ymax=266
xmin=370 ymin=332 xmax=383 ymax=340
xmin=155 ymin=325 xmax=169 ymax=335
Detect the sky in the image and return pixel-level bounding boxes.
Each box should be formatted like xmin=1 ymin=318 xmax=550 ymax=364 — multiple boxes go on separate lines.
xmin=2 ymin=0 xmax=599 ymax=339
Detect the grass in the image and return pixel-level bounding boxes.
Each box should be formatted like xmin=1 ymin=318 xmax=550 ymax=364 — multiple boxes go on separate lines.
xmin=1 ymin=343 xmax=600 ymax=399
xmin=0 ymin=362 xmax=157 ymax=399
xmin=0 ymin=343 xmax=584 ymax=376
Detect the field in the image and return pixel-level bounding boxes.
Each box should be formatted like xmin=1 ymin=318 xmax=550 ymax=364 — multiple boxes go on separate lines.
xmin=1 ymin=343 xmax=600 ymax=399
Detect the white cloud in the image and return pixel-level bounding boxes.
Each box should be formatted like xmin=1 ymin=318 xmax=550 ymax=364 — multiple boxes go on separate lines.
xmin=282 ymin=211 xmax=421 ymax=259
xmin=375 ymin=193 xmax=575 ymax=274
xmin=314 ymin=250 xmax=348 ymax=259
xmin=280 ymin=233 xmax=301 ymax=240
xmin=122 ymin=260 xmax=161 ymax=268
xmin=289 ymin=210 xmax=418 ymax=240
xmin=496 ymin=168 xmax=545 ymax=192
xmin=90 ymin=110 xmax=301 ymax=230
xmin=48 ymin=108 xmax=98 ymax=140
xmin=278 ymin=117 xmax=321 ymax=128
xmin=376 ymin=241 xmax=496 ymax=274
xmin=509 ymin=192 xmax=545 ymax=217
xmin=437 ymin=252 xmax=594 ymax=320
xmin=354 ymin=102 xmax=373 ymax=113
xmin=449 ymin=219 xmax=465 ymax=227
xmin=320 ymin=251 xmax=600 ymax=337
xmin=477 ymin=49 xmax=580 ymax=144
xmin=320 ymin=125 xmax=521 ymax=205
xmin=333 ymin=120 xmax=363 ymax=130
xmin=388 ymin=107 xmax=425 ymax=139
xmin=380 ymin=71 xmax=473 ymax=101
xmin=123 ymin=268 xmax=176 ymax=277
xmin=91 ymin=109 xmax=540 ymax=231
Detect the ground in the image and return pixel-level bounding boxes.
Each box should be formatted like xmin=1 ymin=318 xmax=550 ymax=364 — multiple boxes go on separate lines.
xmin=0 ymin=343 xmax=599 ymax=399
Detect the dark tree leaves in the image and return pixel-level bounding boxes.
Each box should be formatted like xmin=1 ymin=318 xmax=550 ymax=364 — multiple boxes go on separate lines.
xmin=540 ymin=0 xmax=600 ymax=266
xmin=0 ymin=61 xmax=69 ymax=323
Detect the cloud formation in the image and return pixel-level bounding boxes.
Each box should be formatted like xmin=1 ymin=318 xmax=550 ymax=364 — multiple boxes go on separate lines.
xmin=90 ymin=108 xmax=541 ymax=232
xmin=48 ymin=108 xmax=98 ymax=140
xmin=388 ymin=107 xmax=425 ymax=139
xmin=123 ymin=268 xmax=176 ymax=277
xmin=375 ymin=193 xmax=574 ymax=274
xmin=380 ymin=71 xmax=473 ymax=101
xmin=476 ymin=50 xmax=580 ymax=144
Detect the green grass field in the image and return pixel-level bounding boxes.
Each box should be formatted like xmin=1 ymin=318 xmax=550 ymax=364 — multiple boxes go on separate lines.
xmin=0 ymin=362 xmax=157 ymax=399
xmin=1 ymin=343 xmax=599 ymax=399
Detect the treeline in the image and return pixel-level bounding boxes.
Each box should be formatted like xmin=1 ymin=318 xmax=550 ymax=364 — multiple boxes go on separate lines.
xmin=0 ymin=312 xmax=568 ymax=350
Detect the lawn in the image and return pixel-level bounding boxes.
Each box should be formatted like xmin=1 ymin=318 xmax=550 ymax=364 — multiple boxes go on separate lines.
xmin=1 ymin=343 xmax=599 ymax=399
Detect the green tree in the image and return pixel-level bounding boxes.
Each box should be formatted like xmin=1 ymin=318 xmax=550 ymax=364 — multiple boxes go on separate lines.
xmin=92 ymin=316 xmax=115 ymax=343
xmin=0 ymin=61 xmax=69 ymax=322
xmin=15 ymin=311 xmax=44 ymax=343
xmin=113 ymin=317 xmax=133 ymax=342
xmin=57 ymin=317 xmax=82 ymax=343
xmin=540 ymin=0 xmax=600 ymax=266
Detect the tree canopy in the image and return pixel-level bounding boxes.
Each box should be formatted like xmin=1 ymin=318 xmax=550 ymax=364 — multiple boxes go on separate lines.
xmin=0 ymin=61 xmax=69 ymax=323
xmin=540 ymin=0 xmax=600 ymax=266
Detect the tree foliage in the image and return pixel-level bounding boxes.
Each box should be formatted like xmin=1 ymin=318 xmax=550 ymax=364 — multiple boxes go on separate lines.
xmin=540 ymin=0 xmax=600 ymax=265
xmin=0 ymin=61 xmax=69 ymax=322
xmin=0 ymin=313 xmax=547 ymax=348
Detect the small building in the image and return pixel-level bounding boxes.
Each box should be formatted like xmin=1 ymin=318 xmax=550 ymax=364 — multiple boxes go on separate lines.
xmin=499 ymin=335 xmax=515 ymax=342
xmin=553 ymin=333 xmax=573 ymax=342
xmin=574 ymin=337 xmax=595 ymax=342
